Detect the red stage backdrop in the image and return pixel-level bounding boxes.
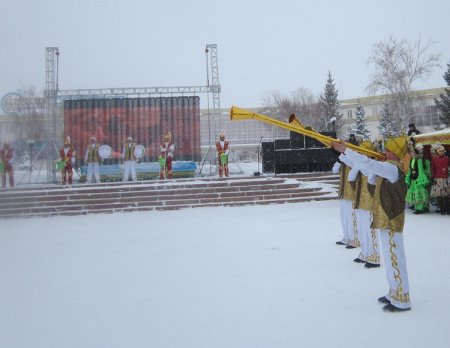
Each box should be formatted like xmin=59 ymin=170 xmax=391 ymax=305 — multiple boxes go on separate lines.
xmin=64 ymin=96 xmax=201 ymax=164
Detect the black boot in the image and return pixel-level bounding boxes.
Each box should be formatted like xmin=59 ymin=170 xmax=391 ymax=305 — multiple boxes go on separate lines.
xmin=378 ymin=296 xmax=390 ymax=304
xmin=444 ymin=197 xmax=450 ymax=214
xmin=435 ymin=197 xmax=443 ymax=213
xmin=365 ymin=262 xmax=380 ymax=269
xmin=383 ymin=303 xmax=411 ymax=312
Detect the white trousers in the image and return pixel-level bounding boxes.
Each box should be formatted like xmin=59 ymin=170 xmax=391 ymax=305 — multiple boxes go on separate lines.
xmin=355 ymin=209 xmax=380 ymax=264
xmin=379 ymin=229 xmax=411 ymax=309
xmin=339 ymin=199 xmax=358 ymax=245
xmin=123 ymin=160 xmax=137 ymax=181
xmin=87 ymin=163 xmax=100 ymax=183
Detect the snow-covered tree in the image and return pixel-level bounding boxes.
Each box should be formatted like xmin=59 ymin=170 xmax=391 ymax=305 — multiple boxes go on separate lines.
xmin=347 ymin=104 xmax=371 ymax=139
xmin=434 ymin=62 xmax=450 ymax=127
xmin=378 ymin=102 xmax=399 ymax=138
xmin=319 ymin=71 xmax=343 ymax=133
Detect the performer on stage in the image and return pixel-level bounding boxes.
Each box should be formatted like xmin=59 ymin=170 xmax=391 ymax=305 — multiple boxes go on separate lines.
xmin=160 ymin=132 xmax=175 ymax=180
xmin=430 ymin=145 xmax=450 ymax=214
xmin=122 ymin=136 xmax=137 ymax=182
xmin=0 ymin=142 xmax=15 ymax=188
xmin=59 ymin=136 xmax=76 ymax=185
xmin=216 ymin=130 xmax=231 ymax=177
xmin=405 ymin=143 xmax=431 ymax=214
xmin=333 ymin=136 xmax=411 ymax=312
xmin=84 ymin=137 xmax=101 ymax=183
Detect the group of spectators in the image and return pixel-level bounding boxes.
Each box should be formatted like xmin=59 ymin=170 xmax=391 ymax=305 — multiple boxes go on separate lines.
xmin=405 ymin=129 xmax=450 ymax=215
xmin=346 ymin=123 xmax=450 ymax=215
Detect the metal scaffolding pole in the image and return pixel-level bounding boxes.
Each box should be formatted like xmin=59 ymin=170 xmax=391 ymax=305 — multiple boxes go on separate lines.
xmin=44 ymin=47 xmax=59 ymax=183
xmin=199 ymin=44 xmax=222 ymax=174
xmin=206 ymin=44 xmax=221 ymax=137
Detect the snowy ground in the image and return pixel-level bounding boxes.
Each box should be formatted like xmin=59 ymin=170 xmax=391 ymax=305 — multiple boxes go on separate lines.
xmin=1 ymin=200 xmax=449 ymax=348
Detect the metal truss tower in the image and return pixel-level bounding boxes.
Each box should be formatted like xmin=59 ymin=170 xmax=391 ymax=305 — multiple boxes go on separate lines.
xmin=205 ymin=44 xmax=221 ymax=138
xmin=44 ymin=47 xmax=59 ymax=183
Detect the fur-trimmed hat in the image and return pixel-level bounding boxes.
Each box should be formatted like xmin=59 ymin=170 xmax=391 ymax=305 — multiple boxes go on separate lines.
xmin=415 ymin=143 xmax=424 ymax=153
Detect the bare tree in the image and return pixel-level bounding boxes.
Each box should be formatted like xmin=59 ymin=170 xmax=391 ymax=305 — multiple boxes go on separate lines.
xmin=261 ymin=90 xmax=296 ymax=121
xmin=15 ymin=87 xmax=46 ymax=142
xmin=261 ymin=88 xmax=323 ymax=129
xmin=367 ymin=36 xmax=440 ymax=130
xmin=291 ymin=88 xmax=323 ymax=129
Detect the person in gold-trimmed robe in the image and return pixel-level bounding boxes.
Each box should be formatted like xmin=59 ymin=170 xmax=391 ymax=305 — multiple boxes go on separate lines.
xmin=84 ymin=137 xmax=100 ymax=183
xmin=347 ymin=140 xmax=380 ymax=268
xmin=332 ymin=155 xmax=360 ymax=249
xmin=333 ymin=136 xmax=411 ymax=312
xmin=338 ymin=154 xmax=360 ymax=249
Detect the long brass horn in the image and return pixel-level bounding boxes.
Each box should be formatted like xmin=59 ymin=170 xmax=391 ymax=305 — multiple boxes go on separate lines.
xmin=230 ymin=106 xmax=385 ymax=160
xmin=288 ymin=114 xmax=331 ymax=147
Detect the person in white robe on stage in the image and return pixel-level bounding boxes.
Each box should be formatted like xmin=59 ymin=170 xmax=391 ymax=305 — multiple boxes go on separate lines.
xmin=122 ymin=136 xmax=137 ymax=182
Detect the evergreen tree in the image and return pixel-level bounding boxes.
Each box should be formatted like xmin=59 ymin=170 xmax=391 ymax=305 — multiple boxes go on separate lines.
xmin=378 ymin=102 xmax=399 ymax=138
xmin=434 ymin=63 xmax=450 ymax=127
xmin=347 ymin=104 xmax=371 ymax=139
xmin=319 ymin=71 xmax=342 ymax=132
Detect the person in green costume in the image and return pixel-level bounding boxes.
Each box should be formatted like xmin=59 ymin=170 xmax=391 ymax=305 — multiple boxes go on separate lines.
xmin=405 ymin=144 xmax=431 ymax=214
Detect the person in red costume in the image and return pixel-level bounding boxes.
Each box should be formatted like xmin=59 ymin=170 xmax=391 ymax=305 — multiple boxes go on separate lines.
xmin=59 ymin=136 xmax=76 ymax=185
xmin=0 ymin=142 xmax=16 ymax=188
xmin=159 ymin=132 xmax=175 ymax=180
xmin=216 ymin=130 xmax=231 ymax=177
xmin=430 ymin=145 xmax=450 ymax=214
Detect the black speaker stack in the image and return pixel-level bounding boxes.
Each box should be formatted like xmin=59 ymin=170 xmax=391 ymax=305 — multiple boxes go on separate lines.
xmin=262 ymin=142 xmax=275 ymax=173
xmin=261 ymin=131 xmax=339 ymax=174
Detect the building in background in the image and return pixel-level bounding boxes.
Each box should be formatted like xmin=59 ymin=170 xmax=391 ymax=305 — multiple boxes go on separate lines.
xmin=339 ymin=87 xmax=445 ymax=130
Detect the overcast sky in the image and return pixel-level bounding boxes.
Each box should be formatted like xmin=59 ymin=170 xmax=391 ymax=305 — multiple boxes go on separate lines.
xmin=1 ymin=0 xmax=450 ymax=110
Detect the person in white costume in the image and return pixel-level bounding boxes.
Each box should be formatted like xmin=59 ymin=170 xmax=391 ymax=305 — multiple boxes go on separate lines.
xmin=333 ymin=153 xmax=359 ymax=249
xmin=122 ymin=136 xmax=137 ymax=182
xmin=84 ymin=137 xmax=101 ymax=183
xmin=346 ymin=140 xmax=380 ymax=268
xmin=333 ymin=136 xmax=411 ymax=312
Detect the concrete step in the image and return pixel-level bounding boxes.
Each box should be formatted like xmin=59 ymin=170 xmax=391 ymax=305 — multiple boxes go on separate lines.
xmin=0 ymin=173 xmax=338 ymax=218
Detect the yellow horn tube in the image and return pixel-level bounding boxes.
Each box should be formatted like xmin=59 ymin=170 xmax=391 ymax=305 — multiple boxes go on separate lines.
xmin=288 ymin=114 xmax=331 ymax=147
xmin=230 ymin=106 xmax=385 ymax=160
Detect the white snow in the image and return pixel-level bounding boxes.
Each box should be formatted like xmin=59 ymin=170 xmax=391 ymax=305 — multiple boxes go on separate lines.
xmin=1 ymin=198 xmax=450 ymax=347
